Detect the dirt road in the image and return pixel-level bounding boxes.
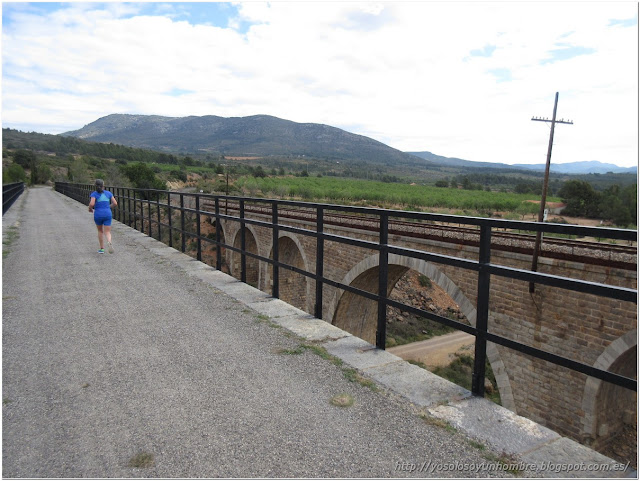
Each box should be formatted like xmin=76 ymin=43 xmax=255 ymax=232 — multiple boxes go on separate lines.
xmin=388 ymin=331 xmax=475 ymax=368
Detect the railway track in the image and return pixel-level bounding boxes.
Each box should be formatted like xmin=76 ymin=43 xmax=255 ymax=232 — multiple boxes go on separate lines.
xmin=200 ymin=199 xmax=637 ymax=270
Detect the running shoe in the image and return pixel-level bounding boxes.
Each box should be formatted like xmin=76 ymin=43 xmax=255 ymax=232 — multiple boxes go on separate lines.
xmin=107 ymin=241 xmax=114 ymax=254
xmin=98 ymin=248 xmax=105 ymax=254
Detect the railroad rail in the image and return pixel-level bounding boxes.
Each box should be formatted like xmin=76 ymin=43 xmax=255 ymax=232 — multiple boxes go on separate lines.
xmin=202 ymin=199 xmax=637 ymax=270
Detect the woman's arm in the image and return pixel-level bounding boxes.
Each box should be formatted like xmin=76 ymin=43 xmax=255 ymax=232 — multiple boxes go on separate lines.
xmin=111 ymin=196 xmax=118 ymax=207
xmin=88 ymin=197 xmax=96 ymax=212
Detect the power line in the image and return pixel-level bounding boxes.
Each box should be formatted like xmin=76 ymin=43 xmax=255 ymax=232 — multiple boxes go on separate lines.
xmin=529 ymin=92 xmax=574 ymax=294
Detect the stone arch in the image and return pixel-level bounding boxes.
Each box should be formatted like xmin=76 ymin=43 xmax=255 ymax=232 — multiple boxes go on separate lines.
xmin=208 ymin=219 xmax=229 ymax=274
xmin=266 ymin=233 xmax=312 ymax=312
xmin=581 ymin=329 xmax=637 ymax=447
xmin=329 ymin=253 xmax=516 ymax=410
xmin=230 ymin=225 xmax=260 ymax=287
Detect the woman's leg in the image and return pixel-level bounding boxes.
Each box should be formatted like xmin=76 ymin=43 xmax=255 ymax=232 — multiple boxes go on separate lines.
xmin=96 ymin=225 xmax=104 ymax=249
xmin=104 ymin=225 xmax=112 ymax=244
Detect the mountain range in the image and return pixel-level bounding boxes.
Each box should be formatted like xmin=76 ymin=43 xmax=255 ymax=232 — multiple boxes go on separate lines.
xmin=63 ymin=114 xmax=426 ymax=167
xmin=408 ymin=152 xmax=637 ymax=174
xmin=63 ymin=114 xmax=636 ymax=174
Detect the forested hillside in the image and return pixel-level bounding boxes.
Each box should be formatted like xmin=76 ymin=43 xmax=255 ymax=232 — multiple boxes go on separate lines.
xmin=2 ymin=128 xmax=636 ymax=228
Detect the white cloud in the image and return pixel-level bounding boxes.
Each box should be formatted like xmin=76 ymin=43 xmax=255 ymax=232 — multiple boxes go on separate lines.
xmin=2 ymin=1 xmax=637 ymax=167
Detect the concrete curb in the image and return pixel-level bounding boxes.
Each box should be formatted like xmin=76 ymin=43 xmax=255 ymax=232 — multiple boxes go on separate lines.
xmin=107 ymin=210 xmax=632 ymax=479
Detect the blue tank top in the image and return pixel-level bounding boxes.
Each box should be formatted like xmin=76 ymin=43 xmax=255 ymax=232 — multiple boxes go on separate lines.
xmin=91 ymin=190 xmax=113 ymax=216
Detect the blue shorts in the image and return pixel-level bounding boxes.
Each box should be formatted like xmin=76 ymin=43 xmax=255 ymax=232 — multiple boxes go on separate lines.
xmin=94 ymin=214 xmax=112 ymax=226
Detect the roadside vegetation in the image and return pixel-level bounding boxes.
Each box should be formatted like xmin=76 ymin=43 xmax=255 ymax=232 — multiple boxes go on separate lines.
xmin=2 ymin=128 xmax=636 ymax=228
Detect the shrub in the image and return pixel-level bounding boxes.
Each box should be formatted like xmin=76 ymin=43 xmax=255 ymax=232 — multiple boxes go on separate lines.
xmin=3 ymin=164 xmax=26 ymax=184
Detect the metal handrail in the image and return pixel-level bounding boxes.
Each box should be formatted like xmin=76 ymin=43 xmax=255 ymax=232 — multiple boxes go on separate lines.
xmin=3 ymin=182 xmax=25 ymax=214
xmin=55 ymin=182 xmax=638 ymax=396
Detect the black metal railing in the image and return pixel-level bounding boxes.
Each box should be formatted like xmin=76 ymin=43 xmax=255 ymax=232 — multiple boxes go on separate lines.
xmin=3 ymin=182 xmax=25 ymax=215
xmin=55 ymin=182 xmax=638 ymax=397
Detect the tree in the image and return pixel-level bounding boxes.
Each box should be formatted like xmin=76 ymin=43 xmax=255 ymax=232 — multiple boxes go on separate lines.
xmin=253 ymin=165 xmax=266 ymax=178
xmin=558 ymin=180 xmax=600 ymax=218
xmin=68 ymin=158 xmax=91 ymax=183
xmin=32 ymin=164 xmax=52 ymax=184
xmin=121 ymin=163 xmax=167 ymax=191
xmin=13 ymin=149 xmax=36 ymax=168
xmin=435 ymin=180 xmax=449 ymax=188
xmin=599 ymin=184 xmax=637 ymax=227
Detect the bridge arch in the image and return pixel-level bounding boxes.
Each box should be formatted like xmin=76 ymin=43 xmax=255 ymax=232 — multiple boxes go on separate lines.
xmin=329 ymin=253 xmax=515 ymax=409
xmin=581 ymin=329 xmax=637 ymax=448
xmin=229 ymin=224 xmax=260 ymax=287
xmin=266 ymin=233 xmax=312 ymax=312
xmin=208 ymin=220 xmax=229 ymax=274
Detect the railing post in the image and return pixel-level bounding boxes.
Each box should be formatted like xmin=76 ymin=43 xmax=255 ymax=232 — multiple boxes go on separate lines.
xmin=240 ymin=199 xmax=246 ymax=283
xmin=147 ymin=192 xmax=152 ymax=237
xmin=195 ymin=195 xmax=202 ymax=261
xmin=472 ymin=224 xmax=492 ymax=397
xmin=215 ymin=198 xmax=222 ymax=270
xmin=167 ymin=192 xmax=173 ymax=248
xmin=272 ymin=202 xmax=279 ymax=298
xmin=127 ymin=188 xmax=132 ymax=227
xmin=315 ymin=206 xmax=324 ymax=319
xmin=180 ymin=194 xmax=185 ymax=253
xmin=156 ymin=191 xmax=162 ymax=241
xmin=137 ymin=190 xmax=142 ymax=232
xmin=376 ymin=212 xmax=389 ymax=350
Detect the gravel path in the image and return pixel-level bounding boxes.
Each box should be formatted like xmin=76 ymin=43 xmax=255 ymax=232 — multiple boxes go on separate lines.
xmin=3 ymin=187 xmax=517 ymax=478
xmin=388 ymin=331 xmax=475 ymax=368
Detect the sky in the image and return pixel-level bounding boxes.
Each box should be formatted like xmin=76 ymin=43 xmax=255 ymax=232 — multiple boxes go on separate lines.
xmin=1 ymin=1 xmax=638 ymax=167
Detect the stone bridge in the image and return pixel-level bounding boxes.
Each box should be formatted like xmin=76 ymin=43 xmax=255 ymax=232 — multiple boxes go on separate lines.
xmin=210 ymin=203 xmax=637 ymax=452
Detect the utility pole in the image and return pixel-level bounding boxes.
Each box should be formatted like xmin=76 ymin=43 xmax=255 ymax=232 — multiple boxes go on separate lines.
xmin=529 ymin=92 xmax=573 ymax=293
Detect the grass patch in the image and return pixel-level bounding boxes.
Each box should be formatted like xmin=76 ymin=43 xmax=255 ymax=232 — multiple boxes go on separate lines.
xmin=2 ymin=226 xmax=19 ymax=258
xmin=283 ymin=343 xmax=378 ymax=391
xmin=330 ymin=393 xmax=354 ymax=408
xmin=407 ymin=359 xmax=429 ymax=370
xmin=420 ymin=413 xmax=457 ymax=433
xmin=418 ymin=275 xmax=432 ymax=288
xmin=431 ymin=353 xmax=501 ymax=405
xmin=3 ymin=398 xmax=12 ymax=405
xmin=468 ymin=439 xmax=486 ymax=451
xmin=254 ymin=314 xmax=282 ymax=329
xmin=301 ymin=343 xmax=343 ymax=367
xmin=342 ymin=367 xmax=378 ymax=391
xmin=128 ymin=451 xmax=155 ymax=468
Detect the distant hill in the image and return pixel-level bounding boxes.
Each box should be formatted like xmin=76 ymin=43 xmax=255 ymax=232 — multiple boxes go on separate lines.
xmin=409 ymin=151 xmax=637 ymax=175
xmin=512 ymin=161 xmax=637 ymax=174
xmin=62 ymin=114 xmax=430 ymax=167
xmin=407 ymin=151 xmax=524 ymax=171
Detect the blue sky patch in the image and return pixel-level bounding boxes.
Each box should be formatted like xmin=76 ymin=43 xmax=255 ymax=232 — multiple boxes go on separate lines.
xmin=608 ymin=17 xmax=637 ymax=28
xmin=3 ymin=2 xmax=255 ymax=33
xmin=140 ymin=3 xmax=239 ymax=27
xmin=540 ymin=45 xmax=596 ymax=65
xmin=165 ymin=88 xmax=195 ymax=97
xmin=488 ymin=68 xmax=512 ymax=83
xmin=470 ymin=44 xmax=496 ymax=58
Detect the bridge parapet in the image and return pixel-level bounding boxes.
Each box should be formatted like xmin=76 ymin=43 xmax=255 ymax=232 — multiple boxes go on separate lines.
xmin=55 ymin=182 xmax=637 ymax=453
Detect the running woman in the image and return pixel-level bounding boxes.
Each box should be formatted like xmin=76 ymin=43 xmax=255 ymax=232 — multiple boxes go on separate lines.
xmin=88 ymin=179 xmax=118 ymax=254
